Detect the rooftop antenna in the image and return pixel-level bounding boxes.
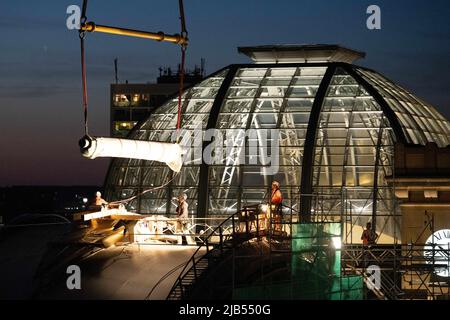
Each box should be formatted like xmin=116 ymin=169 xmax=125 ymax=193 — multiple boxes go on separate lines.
xmin=114 ymin=58 xmax=118 ymax=84
xmin=200 ymin=58 xmax=205 ymax=77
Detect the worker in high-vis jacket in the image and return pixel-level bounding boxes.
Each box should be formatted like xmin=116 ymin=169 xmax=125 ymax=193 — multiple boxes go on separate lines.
xmin=176 ymin=193 xmax=195 ymax=245
xmin=361 ymin=222 xmax=378 ymax=246
xmin=270 ymin=181 xmax=283 ymax=232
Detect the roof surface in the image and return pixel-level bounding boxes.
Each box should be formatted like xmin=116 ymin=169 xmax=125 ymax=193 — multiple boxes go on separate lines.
xmin=238 ymin=44 xmax=366 ymax=64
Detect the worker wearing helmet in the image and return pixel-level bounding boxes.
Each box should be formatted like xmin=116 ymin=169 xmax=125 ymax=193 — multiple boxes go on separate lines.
xmin=86 ymin=191 xmax=109 ymax=212
xmin=270 ymin=181 xmax=283 ymax=233
xmin=95 ymin=191 xmax=108 ymax=206
xmin=271 ymin=181 xmax=282 ymax=206
xmin=176 ymin=193 xmax=195 ymax=245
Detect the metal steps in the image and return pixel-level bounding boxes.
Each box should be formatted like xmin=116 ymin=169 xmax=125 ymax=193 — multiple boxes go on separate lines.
xmin=167 ymin=209 xmax=258 ymax=300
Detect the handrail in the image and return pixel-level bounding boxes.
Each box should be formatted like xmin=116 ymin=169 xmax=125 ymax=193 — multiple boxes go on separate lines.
xmin=166 ymin=206 xmax=261 ymax=299
xmin=165 ymin=203 xmax=327 ymax=299
xmin=145 ymin=260 xmax=189 ymax=300
xmin=166 ymin=211 xmax=237 ymax=299
xmin=166 ymin=211 xmax=450 ymax=300
xmin=342 ymin=244 xmax=450 ymax=300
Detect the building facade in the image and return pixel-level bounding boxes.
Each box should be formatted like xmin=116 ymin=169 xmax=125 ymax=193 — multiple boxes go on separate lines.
xmin=110 ymin=70 xmax=203 ymax=137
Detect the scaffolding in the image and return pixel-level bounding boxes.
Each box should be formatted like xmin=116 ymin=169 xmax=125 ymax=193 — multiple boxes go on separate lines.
xmin=167 ymin=181 xmax=450 ymax=300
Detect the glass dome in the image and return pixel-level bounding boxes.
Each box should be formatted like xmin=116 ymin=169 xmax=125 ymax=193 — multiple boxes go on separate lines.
xmin=104 ymin=46 xmax=450 ymax=241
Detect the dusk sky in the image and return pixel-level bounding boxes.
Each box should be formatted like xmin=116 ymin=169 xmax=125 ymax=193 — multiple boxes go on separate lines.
xmin=1 ymin=0 xmax=449 ymax=186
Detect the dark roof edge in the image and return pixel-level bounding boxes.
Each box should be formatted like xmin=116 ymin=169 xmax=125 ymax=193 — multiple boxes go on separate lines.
xmin=238 ymin=44 xmax=366 ymax=59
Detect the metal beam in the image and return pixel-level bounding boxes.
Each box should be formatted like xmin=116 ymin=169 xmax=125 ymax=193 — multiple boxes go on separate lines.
xmin=214 ymin=67 xmax=269 ymax=212
xmin=299 ymin=64 xmax=337 ymax=222
xmin=371 ymin=118 xmax=385 ymax=233
xmin=103 ymin=66 xmax=229 ymax=204
xmin=343 ymin=65 xmax=407 ymax=145
xmin=196 ymin=66 xmax=239 ymax=219
xmin=80 ymin=22 xmax=188 ymax=45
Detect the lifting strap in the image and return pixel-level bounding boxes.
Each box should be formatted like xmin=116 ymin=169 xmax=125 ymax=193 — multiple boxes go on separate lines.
xmin=176 ymin=0 xmax=188 ymax=132
xmin=78 ymin=0 xmax=187 ymax=136
xmin=79 ymin=0 xmax=89 ymax=136
xmin=76 ymin=0 xmax=189 ymax=205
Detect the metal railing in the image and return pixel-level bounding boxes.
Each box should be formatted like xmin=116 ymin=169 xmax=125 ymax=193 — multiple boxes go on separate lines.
xmin=342 ymin=244 xmax=450 ymax=300
xmin=164 ymin=210 xmax=450 ymax=300
xmin=166 ymin=206 xmax=265 ymax=299
xmin=127 ymin=215 xmax=246 ymax=245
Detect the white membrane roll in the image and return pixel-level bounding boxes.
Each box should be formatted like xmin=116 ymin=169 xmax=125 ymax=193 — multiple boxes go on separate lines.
xmin=80 ymin=136 xmax=184 ymax=172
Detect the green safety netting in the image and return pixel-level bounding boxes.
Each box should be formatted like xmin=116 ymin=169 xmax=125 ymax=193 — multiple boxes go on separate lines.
xmin=233 ymin=223 xmax=363 ymax=300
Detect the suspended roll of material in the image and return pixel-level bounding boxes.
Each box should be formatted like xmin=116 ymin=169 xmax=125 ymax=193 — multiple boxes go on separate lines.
xmin=79 ymin=136 xmax=184 ymax=172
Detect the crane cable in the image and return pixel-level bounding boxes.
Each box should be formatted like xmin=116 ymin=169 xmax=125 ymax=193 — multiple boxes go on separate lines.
xmin=78 ymin=0 xmax=187 ymax=136
xmin=176 ymin=0 xmax=188 ymax=134
xmin=77 ymin=0 xmax=187 ymax=205
xmin=79 ymin=0 xmax=89 ymax=136
xmin=109 ymin=1 xmax=188 ymax=206
xmin=108 ymin=171 xmax=180 ymax=206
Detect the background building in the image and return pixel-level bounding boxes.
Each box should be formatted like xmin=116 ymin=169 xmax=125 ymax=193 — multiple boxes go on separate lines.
xmin=110 ymin=66 xmax=204 ymax=137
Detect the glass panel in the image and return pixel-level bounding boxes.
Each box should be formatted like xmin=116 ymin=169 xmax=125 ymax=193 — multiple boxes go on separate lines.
xmin=310 ymin=67 xmax=396 ymax=240
xmin=105 ymin=69 xmax=229 ymax=215
xmin=356 ymin=68 xmax=450 ymax=147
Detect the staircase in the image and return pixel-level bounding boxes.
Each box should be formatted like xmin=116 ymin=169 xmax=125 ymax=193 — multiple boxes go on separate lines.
xmin=167 ymin=206 xmax=261 ymax=300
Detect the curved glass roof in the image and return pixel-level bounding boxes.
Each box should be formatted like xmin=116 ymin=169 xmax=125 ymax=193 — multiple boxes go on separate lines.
xmin=104 ymin=58 xmax=449 ymax=240
xmin=356 ymin=68 xmax=450 ymax=147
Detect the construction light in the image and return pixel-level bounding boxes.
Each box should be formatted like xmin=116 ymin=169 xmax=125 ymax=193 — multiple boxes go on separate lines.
xmin=79 ymin=136 xmax=184 ymax=172
xmin=332 ymin=236 xmax=342 ymax=249
xmin=259 ymin=204 xmax=268 ymax=213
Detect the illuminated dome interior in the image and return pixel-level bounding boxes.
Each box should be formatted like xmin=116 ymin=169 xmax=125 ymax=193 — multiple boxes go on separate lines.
xmin=104 ymin=45 xmax=450 ymax=243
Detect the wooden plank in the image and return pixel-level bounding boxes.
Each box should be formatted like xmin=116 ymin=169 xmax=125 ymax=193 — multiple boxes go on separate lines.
xmin=109 ymin=214 xmax=156 ymax=220
xmin=83 ymin=209 xmax=143 ymax=221
xmin=83 ymin=210 xmax=112 ymax=221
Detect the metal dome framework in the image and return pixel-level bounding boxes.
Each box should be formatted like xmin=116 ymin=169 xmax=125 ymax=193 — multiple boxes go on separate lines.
xmin=104 ymin=61 xmax=450 ymax=242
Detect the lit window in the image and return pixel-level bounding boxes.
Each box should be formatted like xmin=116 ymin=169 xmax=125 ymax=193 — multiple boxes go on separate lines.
xmin=114 ymin=121 xmax=136 ymax=131
xmin=113 ymin=94 xmax=131 ymax=107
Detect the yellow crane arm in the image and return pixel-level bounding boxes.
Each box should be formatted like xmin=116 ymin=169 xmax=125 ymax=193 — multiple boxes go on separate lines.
xmin=80 ymin=22 xmax=188 ymax=45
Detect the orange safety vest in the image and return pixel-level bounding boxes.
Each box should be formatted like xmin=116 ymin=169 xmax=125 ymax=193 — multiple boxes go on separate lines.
xmin=271 ymin=189 xmax=283 ymax=205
